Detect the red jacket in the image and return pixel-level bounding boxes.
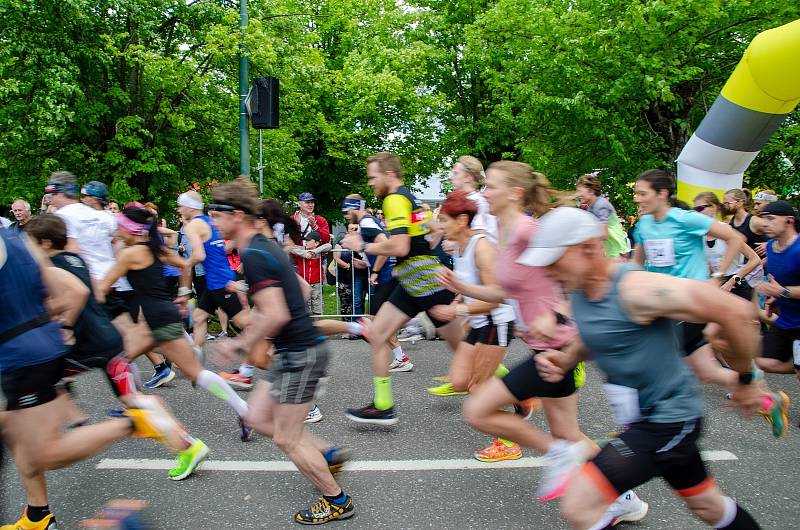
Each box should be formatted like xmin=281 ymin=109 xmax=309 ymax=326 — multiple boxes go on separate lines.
xmin=291 ymin=212 xmax=330 ymax=244
xmin=294 ymin=253 xmax=325 ymax=284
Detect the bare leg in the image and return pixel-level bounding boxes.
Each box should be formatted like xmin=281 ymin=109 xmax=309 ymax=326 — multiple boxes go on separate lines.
xmin=193 ymin=308 xmax=210 ymax=348
xmin=367 ymin=303 xmax=411 ymax=377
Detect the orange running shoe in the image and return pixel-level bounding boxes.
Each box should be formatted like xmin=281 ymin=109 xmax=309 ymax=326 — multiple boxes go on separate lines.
xmin=473 ymin=439 xmax=522 ymax=462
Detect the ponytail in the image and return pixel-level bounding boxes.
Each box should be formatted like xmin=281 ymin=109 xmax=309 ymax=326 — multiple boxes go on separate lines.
xmin=260 ymin=199 xmax=300 ymax=241
xmin=488 ymin=161 xmax=573 ymax=217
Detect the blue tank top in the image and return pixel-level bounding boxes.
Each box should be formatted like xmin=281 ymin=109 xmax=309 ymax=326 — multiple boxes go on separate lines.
xmin=195 ymin=215 xmax=233 ymax=290
xmin=0 ymin=229 xmax=66 ymax=371
xmin=766 ymin=238 xmax=800 ymax=330
xmin=569 ymin=263 xmax=702 ymax=424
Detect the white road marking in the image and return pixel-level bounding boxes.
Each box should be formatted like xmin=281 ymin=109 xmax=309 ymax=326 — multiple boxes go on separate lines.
xmin=96 ymin=450 xmax=737 ymax=472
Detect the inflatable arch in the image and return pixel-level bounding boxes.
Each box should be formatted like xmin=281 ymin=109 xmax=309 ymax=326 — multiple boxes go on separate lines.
xmin=676 ymin=19 xmax=800 ymax=203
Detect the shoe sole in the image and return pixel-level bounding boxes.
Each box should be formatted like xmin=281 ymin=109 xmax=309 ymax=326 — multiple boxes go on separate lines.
xmin=169 ymin=443 xmax=210 ymax=481
xmin=389 ymin=363 xmax=414 ymax=373
xmin=428 ymin=390 xmax=468 ymax=397
xmin=344 ymin=412 xmax=399 ymax=426
xmin=397 ymin=335 xmax=422 ymax=342
xmin=304 ymin=415 xmax=323 ymax=424
xmin=775 ymin=391 xmax=790 ymax=438
xmin=144 ymin=370 xmax=176 ymax=389
xmin=226 ymin=381 xmax=254 ymax=391
xmin=473 ymin=452 xmax=522 ymax=463
xmin=612 ymin=501 xmax=649 ymax=525
xmin=295 ymin=509 xmax=355 ymax=525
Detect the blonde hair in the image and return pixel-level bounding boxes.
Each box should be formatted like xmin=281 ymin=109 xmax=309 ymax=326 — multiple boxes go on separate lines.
xmin=456 ymin=155 xmax=484 ymax=187
xmin=693 ymin=191 xmax=720 ymax=209
xmin=488 ymin=161 xmax=572 ymax=217
xmin=724 ymin=188 xmax=752 ymax=211
xmin=367 ymin=152 xmax=404 ymax=178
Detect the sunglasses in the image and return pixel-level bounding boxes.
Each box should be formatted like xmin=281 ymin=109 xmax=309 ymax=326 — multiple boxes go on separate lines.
xmin=693 ymin=204 xmax=711 ymax=212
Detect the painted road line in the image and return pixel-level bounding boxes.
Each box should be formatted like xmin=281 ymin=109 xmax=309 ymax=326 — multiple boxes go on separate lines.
xmin=97 ymin=451 xmax=737 ymax=472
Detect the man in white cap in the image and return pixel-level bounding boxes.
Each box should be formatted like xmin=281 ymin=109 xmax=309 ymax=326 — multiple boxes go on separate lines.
xmin=520 ymin=207 xmax=763 ymax=530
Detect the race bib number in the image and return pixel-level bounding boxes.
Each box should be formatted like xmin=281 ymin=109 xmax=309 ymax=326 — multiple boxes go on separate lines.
xmin=643 ymin=239 xmax=676 ymax=267
xmin=603 ymin=383 xmax=641 ymax=426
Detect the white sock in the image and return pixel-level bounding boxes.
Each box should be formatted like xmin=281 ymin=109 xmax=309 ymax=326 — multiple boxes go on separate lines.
xmin=714 ymin=496 xmax=737 ymax=529
xmin=239 ymin=363 xmax=254 ymax=378
xmin=196 ymin=370 xmax=249 ymax=417
xmin=183 ymin=329 xmax=195 ymax=346
xmin=345 ymin=322 xmax=363 ymax=335
xmin=391 ymin=346 xmax=404 ymax=362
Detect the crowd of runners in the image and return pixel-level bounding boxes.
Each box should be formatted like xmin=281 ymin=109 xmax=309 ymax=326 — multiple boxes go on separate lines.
xmin=1 ymin=154 xmax=795 ymax=530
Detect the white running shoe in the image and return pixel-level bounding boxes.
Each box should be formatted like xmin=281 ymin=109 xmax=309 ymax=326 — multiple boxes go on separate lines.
xmin=388 ymin=357 xmax=414 ymax=372
xmin=589 ymin=490 xmax=649 ymax=529
xmin=304 ymin=405 xmax=323 ymax=424
xmin=536 ymin=440 xmax=587 ymax=502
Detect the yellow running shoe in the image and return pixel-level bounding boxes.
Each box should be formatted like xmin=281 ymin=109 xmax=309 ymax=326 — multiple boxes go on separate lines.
xmin=126 ymin=395 xmax=186 ymax=451
xmin=1 ymin=510 xmax=58 ymax=529
xmin=473 ymin=439 xmax=522 ymax=462
xmin=431 ymin=375 xmax=450 ymax=383
xmin=426 ymin=382 xmax=467 ymax=397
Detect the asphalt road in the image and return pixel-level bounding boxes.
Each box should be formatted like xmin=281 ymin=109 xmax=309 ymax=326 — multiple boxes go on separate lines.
xmin=2 ymin=337 xmax=798 ymax=529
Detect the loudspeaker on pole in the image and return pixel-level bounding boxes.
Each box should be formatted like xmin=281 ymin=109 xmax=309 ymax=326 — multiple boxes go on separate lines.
xmin=245 ymin=77 xmax=279 ymax=129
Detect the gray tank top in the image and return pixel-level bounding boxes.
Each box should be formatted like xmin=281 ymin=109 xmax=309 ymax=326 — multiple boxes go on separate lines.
xmin=570 ymin=263 xmax=702 ymax=424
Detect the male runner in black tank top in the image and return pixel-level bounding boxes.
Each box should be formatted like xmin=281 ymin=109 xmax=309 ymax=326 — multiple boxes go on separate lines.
xmin=208 ymin=178 xmax=354 ymax=525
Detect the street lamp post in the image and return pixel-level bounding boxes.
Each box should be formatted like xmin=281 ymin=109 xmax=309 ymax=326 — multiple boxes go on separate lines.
xmin=239 ymin=0 xmax=250 ymax=176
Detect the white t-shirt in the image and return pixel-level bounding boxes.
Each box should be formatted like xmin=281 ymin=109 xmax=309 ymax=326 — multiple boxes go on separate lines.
xmin=56 ymin=202 xmax=122 ymax=284
xmin=467 ymin=190 xmax=498 ymax=241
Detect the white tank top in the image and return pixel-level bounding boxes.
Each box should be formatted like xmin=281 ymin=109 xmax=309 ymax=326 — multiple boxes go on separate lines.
xmin=454 ymin=234 xmax=514 ymax=327
xmin=704 ymin=236 xmax=762 ymax=285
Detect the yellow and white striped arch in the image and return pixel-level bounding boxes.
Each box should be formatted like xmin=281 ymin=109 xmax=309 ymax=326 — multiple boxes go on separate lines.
xmin=676 ymin=19 xmax=800 ymax=204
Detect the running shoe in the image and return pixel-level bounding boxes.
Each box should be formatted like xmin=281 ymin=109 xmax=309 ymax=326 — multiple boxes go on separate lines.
xmin=396 ymin=326 xmax=423 ymax=342
xmin=0 ymin=510 xmax=58 ymax=530
xmin=388 ymin=356 xmax=414 ymax=372
xmin=431 ymin=375 xmax=450 ymax=383
xmin=169 ymin=439 xmax=209 ymax=481
xmin=536 ymin=440 xmax=587 ymax=502
xmin=294 ymin=496 xmax=354 ymax=525
xmin=142 ymin=365 xmax=175 ymax=389
xmin=126 ymin=395 xmax=186 ymax=451
xmin=324 ymin=447 xmax=350 ymax=477
xmin=305 ymin=405 xmax=323 ymax=424
xmin=218 ymin=371 xmax=253 ymax=390
xmin=514 ymin=398 xmax=542 ymax=420
xmin=473 ymin=439 xmax=522 ymax=462
xmin=594 ymin=490 xmax=649 ymax=528
xmin=239 ymin=416 xmax=253 ymax=442
xmin=427 ymin=382 xmax=467 ymax=397
xmin=760 ymin=391 xmax=790 ymax=438
xmin=345 ymin=403 xmax=398 ymax=425
xmin=216 ymin=331 xmax=228 ymax=339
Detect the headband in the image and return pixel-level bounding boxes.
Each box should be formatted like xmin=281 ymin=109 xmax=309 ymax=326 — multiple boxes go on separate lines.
xmin=342 ymin=198 xmax=365 ymax=212
xmin=207 ymin=202 xmax=256 ymax=215
xmin=177 ymin=192 xmax=204 ymax=210
xmin=44 ymin=182 xmax=79 ymax=195
xmin=754 ymin=192 xmax=777 ymax=203
xmin=117 ymin=213 xmax=150 ymax=235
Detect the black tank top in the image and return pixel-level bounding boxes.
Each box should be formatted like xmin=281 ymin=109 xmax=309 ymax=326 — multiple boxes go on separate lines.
xmin=126 ymin=244 xmax=180 ymax=330
xmin=730 ymin=213 xmax=767 ymax=250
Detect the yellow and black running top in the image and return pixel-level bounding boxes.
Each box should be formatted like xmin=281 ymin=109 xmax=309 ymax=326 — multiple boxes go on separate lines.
xmin=382 ymin=186 xmax=443 ymax=297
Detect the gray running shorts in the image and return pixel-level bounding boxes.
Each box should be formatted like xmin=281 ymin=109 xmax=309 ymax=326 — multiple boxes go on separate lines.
xmin=265 ymin=342 xmax=329 ymax=404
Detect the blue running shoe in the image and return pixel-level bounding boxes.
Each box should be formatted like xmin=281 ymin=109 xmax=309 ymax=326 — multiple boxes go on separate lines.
xmin=143 ymin=366 xmax=175 ymax=389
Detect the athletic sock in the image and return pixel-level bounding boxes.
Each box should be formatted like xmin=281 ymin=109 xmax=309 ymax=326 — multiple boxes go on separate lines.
xmin=26 ymin=505 xmax=50 ymax=522
xmin=196 ymin=370 xmax=249 ymax=417
xmin=494 ymin=364 xmax=510 ymax=378
xmin=715 ymin=496 xmax=760 ymax=529
xmin=373 ymin=376 xmax=393 ymax=410
xmin=345 ymin=322 xmax=363 ymax=335
xmin=498 ymin=438 xmax=516 ymax=447
xmin=323 ymin=491 xmax=348 ymax=506
xmin=391 ymin=346 xmax=404 ymax=362
xmin=238 ymin=363 xmax=254 ymax=378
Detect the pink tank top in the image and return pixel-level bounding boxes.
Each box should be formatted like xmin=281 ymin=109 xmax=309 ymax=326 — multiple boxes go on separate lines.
xmin=496 ymin=214 xmax=576 ymax=350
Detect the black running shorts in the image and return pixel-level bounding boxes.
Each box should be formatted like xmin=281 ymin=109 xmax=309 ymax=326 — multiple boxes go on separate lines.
xmin=387 ymin=283 xmax=455 ymax=328
xmin=265 ymin=342 xmax=329 ymax=404
xmin=369 ymin=279 xmax=397 ymax=317
xmin=584 ymin=418 xmax=711 ymax=502
xmin=465 ymin=321 xmax=512 ymax=347
xmin=103 ymin=289 xmax=138 ymax=321
xmin=762 ymin=326 xmax=800 ymax=367
xmin=676 ymin=321 xmax=708 ymax=357
xmin=198 ymin=287 xmax=243 ymax=319
xmin=502 ymin=352 xmax=578 ymax=400
xmin=2 ymin=357 xmax=65 ymax=410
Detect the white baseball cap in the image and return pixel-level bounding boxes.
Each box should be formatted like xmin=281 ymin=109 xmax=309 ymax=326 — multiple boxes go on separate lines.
xmin=516 ymin=207 xmax=603 ymax=267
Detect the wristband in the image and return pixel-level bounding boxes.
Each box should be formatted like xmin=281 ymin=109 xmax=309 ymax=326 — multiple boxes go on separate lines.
xmin=177 ymin=287 xmax=192 ymax=297
xmin=781 ymin=287 xmax=791 ymax=299
xmin=738 ymin=372 xmax=754 ymax=385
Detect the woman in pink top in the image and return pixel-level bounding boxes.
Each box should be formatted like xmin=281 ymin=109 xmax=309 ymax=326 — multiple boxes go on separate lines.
xmin=439 ymin=162 xmax=644 ymax=517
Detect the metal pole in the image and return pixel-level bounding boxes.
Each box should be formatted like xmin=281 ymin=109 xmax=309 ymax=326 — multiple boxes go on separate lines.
xmin=258 ymin=129 xmax=264 ymax=198
xmin=238 ymin=0 xmax=250 ymax=176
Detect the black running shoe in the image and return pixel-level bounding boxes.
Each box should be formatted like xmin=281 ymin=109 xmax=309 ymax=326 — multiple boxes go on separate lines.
xmin=344 ymin=403 xmax=398 ymax=425
xmin=324 ymin=447 xmax=350 ymax=477
xmin=295 ymin=496 xmax=354 ymax=525
xmin=239 ymin=416 xmax=253 ymax=442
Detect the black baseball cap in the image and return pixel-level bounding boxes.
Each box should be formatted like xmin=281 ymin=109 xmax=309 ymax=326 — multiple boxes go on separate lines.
xmin=760 ymin=200 xmax=798 ymax=217
xmin=305 ymin=230 xmax=322 ymax=242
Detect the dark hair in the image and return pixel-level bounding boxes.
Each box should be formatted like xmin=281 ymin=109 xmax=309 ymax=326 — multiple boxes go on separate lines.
xmin=576 ymin=174 xmax=602 ymax=197
xmin=24 ymin=214 xmax=67 ymax=250
xmin=440 ymin=189 xmax=478 ymax=225
xmin=636 ymin=169 xmax=678 ymax=205
xmin=260 ymin=199 xmax=300 ymax=241
xmin=121 ymin=205 xmax=165 ymax=258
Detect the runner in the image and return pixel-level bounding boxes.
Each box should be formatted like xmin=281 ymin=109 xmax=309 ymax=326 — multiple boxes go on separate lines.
xmin=0 ymin=228 xmax=178 ymax=530
xmin=631 ymin=169 xmax=787 ymax=437
xmin=722 ymin=188 xmax=768 ymax=258
xmin=439 ymin=162 xmax=646 ymax=527
xmin=24 ymin=214 xmax=208 ymax=481
xmin=575 ymin=174 xmax=631 ymax=259
xmin=524 ymin=207 xmax=762 ymax=530
xmin=96 ymin=205 xmax=252 ymax=442
xmin=207 ymin=177 xmax=353 ymax=525
xmin=449 ymin=155 xmax=497 ymax=240
xmin=340 ymin=152 xmax=464 ymax=425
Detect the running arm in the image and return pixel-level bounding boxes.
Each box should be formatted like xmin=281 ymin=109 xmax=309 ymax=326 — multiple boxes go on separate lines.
xmin=707 ymin=221 xmax=746 ymax=278
xmin=437 ymin=267 xmax=507 ymax=303
xmin=235 ymin=288 xmax=290 ymax=352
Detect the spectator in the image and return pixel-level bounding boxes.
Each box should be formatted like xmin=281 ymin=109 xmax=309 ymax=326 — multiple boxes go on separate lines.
xmin=575 ymin=174 xmax=630 ymax=259
xmin=9 ymin=199 xmax=32 ymax=231
xmin=0 ymin=205 xmax=11 ymax=228
xmin=107 ymin=200 xmax=120 ymax=214
xmin=291 ymin=230 xmax=332 ymax=315
xmin=375 ymin=209 xmax=386 ymax=227
xmin=291 ymin=191 xmax=330 ymax=244
xmin=333 ymin=223 xmax=369 ymax=321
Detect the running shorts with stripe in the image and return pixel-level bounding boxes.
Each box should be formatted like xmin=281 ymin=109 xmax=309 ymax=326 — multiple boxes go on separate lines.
xmin=265 ymin=342 xmax=329 ymax=404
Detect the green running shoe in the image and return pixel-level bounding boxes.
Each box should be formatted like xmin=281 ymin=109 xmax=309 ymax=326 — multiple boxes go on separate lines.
xmin=169 ymin=439 xmax=209 ymax=481
xmin=760 ymin=391 xmax=790 ymax=439
xmin=426 ymin=383 xmax=467 ymax=397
